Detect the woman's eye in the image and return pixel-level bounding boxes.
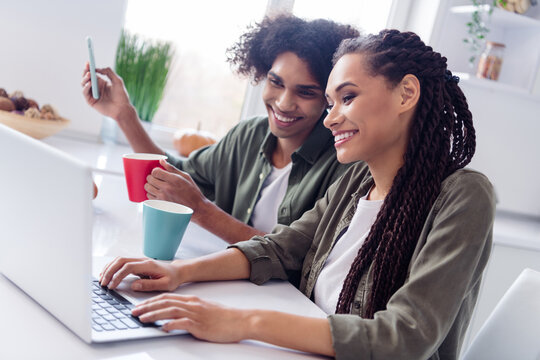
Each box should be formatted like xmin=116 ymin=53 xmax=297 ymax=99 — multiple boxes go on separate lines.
xmin=342 ymin=94 xmax=355 ymax=104
xmin=326 ymin=103 xmax=334 ymax=110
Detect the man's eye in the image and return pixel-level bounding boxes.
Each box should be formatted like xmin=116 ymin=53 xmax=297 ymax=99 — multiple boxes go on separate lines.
xmin=299 ymin=90 xmax=316 ymax=97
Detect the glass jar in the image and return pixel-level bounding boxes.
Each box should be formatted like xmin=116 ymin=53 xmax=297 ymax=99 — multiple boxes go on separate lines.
xmin=476 ymin=41 xmax=505 ymax=81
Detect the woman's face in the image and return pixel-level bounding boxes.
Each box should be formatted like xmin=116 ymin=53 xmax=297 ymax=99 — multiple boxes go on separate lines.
xmin=262 ymin=52 xmax=327 ymax=144
xmin=324 ymin=53 xmax=412 ymax=165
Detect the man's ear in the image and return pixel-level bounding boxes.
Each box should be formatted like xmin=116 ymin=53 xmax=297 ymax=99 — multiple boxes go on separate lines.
xmin=398 ymin=74 xmax=420 ymax=113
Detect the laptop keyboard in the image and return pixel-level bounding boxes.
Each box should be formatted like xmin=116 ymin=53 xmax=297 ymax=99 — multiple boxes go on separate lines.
xmin=91 ymin=280 xmax=157 ymax=332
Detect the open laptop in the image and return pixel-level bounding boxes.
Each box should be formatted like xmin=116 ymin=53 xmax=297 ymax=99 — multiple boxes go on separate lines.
xmin=0 ymin=123 xmax=179 ymax=343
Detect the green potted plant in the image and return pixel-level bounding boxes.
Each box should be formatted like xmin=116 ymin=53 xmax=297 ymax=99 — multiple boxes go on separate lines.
xmin=463 ymin=0 xmax=505 ymax=67
xmin=101 ymin=30 xmax=174 ymax=143
xmin=115 ymin=30 xmax=174 ymax=123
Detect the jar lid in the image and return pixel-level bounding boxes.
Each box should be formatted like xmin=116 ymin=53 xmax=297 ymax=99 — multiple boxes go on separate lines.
xmin=486 ymin=41 xmax=506 ymax=48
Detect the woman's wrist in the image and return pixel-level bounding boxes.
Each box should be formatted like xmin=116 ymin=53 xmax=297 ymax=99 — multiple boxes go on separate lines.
xmin=170 ymin=258 xmax=193 ymax=286
xmin=241 ymin=309 xmax=263 ymax=340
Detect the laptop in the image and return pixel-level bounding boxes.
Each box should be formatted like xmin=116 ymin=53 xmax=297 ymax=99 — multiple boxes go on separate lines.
xmin=0 ymin=123 xmax=179 ymax=343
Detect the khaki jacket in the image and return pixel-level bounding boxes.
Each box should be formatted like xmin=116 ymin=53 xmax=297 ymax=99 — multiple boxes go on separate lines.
xmin=232 ymin=162 xmax=496 ymax=360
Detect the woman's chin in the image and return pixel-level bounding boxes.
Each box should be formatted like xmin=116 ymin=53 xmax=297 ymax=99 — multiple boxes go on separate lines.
xmin=336 ymin=153 xmax=358 ymax=164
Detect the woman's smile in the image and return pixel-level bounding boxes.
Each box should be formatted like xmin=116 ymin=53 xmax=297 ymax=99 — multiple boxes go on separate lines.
xmin=332 ymin=130 xmax=358 ymax=147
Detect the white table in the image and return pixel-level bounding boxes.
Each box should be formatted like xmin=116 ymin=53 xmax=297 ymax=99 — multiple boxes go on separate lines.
xmin=0 ymin=137 xmax=329 ymax=360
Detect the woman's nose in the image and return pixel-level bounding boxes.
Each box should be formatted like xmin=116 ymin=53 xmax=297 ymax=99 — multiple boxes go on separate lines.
xmin=323 ymin=105 xmax=341 ymax=129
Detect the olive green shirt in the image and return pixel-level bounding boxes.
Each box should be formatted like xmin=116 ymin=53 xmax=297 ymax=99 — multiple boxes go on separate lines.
xmin=232 ymin=163 xmax=496 ymax=360
xmin=167 ymin=115 xmax=350 ymax=228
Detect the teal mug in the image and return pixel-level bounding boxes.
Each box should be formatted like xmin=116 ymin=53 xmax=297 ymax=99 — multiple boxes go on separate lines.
xmin=142 ymin=200 xmax=193 ymax=260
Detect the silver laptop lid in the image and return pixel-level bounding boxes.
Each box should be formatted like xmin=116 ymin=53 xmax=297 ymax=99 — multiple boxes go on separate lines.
xmin=0 ymin=124 xmax=93 ymax=343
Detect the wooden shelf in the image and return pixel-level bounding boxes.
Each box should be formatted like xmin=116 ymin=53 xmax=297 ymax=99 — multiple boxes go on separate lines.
xmin=456 ymin=72 xmax=540 ymax=102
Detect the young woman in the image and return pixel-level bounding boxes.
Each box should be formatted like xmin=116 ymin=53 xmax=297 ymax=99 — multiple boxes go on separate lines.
xmin=99 ymin=30 xmax=496 ymax=359
xmin=82 ymin=15 xmax=359 ymax=246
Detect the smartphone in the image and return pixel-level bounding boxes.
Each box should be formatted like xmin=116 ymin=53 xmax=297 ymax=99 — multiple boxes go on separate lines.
xmin=86 ymin=36 xmax=100 ymax=99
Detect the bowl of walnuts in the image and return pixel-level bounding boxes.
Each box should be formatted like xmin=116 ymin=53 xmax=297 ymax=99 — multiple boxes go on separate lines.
xmin=0 ymin=88 xmax=70 ymax=139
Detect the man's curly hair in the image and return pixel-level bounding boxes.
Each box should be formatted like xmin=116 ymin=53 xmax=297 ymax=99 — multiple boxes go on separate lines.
xmin=226 ymin=14 xmax=359 ymax=88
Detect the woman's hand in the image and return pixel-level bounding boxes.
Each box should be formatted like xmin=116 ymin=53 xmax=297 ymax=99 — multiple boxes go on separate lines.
xmin=99 ymin=257 xmax=184 ymax=292
xmin=133 ymin=293 xmax=335 ymax=357
xmin=133 ymin=294 xmax=250 ymax=343
xmin=81 ymin=63 xmax=134 ymax=121
xmin=145 ymin=160 xmax=209 ymax=223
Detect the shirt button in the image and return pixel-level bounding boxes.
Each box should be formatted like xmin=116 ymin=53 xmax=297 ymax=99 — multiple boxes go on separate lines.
xmin=259 ymin=172 xmax=264 ymax=180
xmin=353 ymin=301 xmax=361 ymax=310
xmin=247 ymin=208 xmax=252 ymax=214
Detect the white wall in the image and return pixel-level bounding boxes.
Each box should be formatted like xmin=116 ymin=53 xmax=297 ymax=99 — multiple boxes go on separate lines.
xmin=0 ymin=0 xmax=127 ymax=140
xmin=464 ymin=85 xmax=540 ymax=217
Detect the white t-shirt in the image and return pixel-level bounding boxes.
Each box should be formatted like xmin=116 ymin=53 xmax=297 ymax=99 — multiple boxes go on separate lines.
xmin=313 ymin=193 xmax=383 ymax=314
xmin=250 ymin=163 xmax=293 ymax=234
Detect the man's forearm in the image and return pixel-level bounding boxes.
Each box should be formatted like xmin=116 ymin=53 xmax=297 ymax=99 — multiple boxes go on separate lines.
xmin=115 ymin=105 xmax=164 ymax=155
xmin=194 ymin=199 xmax=266 ymax=244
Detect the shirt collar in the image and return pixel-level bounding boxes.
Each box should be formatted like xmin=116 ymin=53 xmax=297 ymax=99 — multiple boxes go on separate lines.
xmin=259 ymin=112 xmax=334 ymax=165
xmin=351 ymin=171 xmax=375 ymax=204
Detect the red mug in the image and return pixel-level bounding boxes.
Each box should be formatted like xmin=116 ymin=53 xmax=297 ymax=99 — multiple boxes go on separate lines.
xmin=122 ymin=153 xmax=168 ymax=202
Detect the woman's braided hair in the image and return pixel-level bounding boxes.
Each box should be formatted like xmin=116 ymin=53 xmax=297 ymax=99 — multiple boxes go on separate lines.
xmin=333 ymin=30 xmax=476 ymax=317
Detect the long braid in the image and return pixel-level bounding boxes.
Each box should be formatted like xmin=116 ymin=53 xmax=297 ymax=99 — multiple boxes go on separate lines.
xmin=334 ymin=30 xmax=476 ymax=317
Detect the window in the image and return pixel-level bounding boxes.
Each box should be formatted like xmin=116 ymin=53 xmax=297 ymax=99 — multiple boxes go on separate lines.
xmin=123 ymin=0 xmax=266 ymax=138
xmin=293 ymin=0 xmax=394 ymax=34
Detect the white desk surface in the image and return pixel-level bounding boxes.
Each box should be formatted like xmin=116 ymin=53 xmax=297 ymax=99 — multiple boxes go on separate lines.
xmin=0 ymin=136 xmax=328 ymax=360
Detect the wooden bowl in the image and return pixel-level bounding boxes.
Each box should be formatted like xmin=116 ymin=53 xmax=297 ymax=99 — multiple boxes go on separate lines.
xmin=0 ymin=110 xmax=70 ymax=139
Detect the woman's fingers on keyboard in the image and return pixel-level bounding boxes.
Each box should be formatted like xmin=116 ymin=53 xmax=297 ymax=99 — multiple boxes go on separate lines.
xmin=107 ymin=259 xmax=157 ymax=289
xmin=100 ymin=257 xmax=144 ymax=288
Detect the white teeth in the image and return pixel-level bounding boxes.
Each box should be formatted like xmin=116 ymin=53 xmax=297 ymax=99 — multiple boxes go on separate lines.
xmin=335 ymin=132 xmax=356 ymax=142
xmin=275 ymin=112 xmax=297 ymax=123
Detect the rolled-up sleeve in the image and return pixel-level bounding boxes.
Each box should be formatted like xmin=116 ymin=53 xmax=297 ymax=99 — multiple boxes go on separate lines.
xmin=328 ymin=171 xmax=496 ymax=360
xmin=165 ymin=139 xmax=227 ymax=202
xmin=231 ymin=183 xmax=333 ymax=285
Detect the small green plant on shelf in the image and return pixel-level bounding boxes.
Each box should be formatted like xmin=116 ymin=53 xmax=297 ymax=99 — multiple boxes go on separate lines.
xmin=463 ymin=0 xmax=507 ymax=67
xmin=115 ymin=30 xmax=175 ymax=122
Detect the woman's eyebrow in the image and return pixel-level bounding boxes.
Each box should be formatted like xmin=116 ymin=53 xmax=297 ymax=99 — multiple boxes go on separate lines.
xmin=334 ymin=81 xmax=358 ymax=93
xmin=325 ymin=81 xmax=358 ymax=100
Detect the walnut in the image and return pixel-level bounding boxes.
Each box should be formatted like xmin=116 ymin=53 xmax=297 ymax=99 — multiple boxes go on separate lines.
xmin=24 ymin=107 xmax=41 ymax=118
xmin=10 ymin=90 xmax=25 ymax=99
xmin=41 ymin=104 xmax=59 ymax=120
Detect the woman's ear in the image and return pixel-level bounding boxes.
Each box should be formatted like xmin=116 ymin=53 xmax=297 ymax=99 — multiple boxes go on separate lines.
xmin=398 ymin=74 xmax=420 ymax=113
